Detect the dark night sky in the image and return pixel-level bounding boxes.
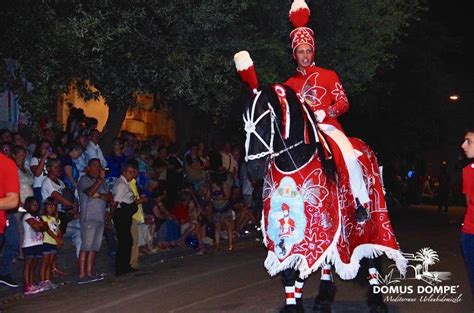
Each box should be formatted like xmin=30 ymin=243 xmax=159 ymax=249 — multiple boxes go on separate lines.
xmin=341 ymin=0 xmax=474 ymax=176
xmin=430 ymin=0 xmax=474 ymax=86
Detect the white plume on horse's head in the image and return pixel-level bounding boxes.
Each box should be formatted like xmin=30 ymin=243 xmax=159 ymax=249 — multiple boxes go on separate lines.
xmin=234 ymin=50 xmax=259 ymax=94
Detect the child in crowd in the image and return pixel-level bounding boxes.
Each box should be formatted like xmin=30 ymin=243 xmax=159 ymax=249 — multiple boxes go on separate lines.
xmin=229 ymin=186 xmax=256 ymax=236
xmin=210 ymin=178 xmax=234 ymax=251
xmin=187 ymin=197 xmax=204 ymax=254
xmin=40 ymin=197 xmax=62 ymax=291
xmin=152 ymin=188 xmax=174 ymax=250
xmin=173 ymin=190 xmax=198 ymax=247
xmin=194 ymin=184 xmax=213 ymax=246
xmin=22 ymin=197 xmax=47 ymax=295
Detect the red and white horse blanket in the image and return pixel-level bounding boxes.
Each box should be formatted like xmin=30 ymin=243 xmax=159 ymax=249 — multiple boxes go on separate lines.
xmin=261 ymin=138 xmax=406 ymax=279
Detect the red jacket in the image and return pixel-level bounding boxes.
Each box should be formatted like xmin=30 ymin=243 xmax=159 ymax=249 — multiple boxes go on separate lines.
xmin=284 ymin=65 xmax=349 ymax=132
xmin=462 ymin=163 xmax=474 ymax=234
xmin=0 ymin=153 xmax=19 ymax=233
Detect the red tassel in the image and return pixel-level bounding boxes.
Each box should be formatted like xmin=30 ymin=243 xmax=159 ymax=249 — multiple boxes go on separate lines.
xmin=237 ymin=65 xmax=259 ymax=91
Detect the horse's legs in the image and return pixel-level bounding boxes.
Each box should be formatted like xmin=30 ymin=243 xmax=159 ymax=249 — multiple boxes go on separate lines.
xmin=279 ymin=268 xmax=301 ymax=313
xmin=295 ymin=276 xmax=305 ymax=308
xmin=367 ymin=258 xmax=388 ymax=313
xmin=313 ymin=264 xmax=336 ymax=313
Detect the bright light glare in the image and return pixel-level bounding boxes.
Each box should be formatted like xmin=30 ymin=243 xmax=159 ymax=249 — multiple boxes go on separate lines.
xmin=449 ymin=95 xmax=459 ymax=100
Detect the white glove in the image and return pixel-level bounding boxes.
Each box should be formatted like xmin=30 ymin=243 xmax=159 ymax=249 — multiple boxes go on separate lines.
xmin=314 ymin=110 xmax=326 ymax=123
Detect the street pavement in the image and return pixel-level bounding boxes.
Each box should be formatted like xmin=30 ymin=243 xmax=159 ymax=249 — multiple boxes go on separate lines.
xmin=0 ymin=204 xmax=473 ymax=313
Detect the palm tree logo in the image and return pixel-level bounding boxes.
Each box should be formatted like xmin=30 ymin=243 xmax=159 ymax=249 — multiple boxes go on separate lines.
xmin=387 ymin=247 xmax=451 ymax=285
xmin=415 ymin=247 xmax=439 ymax=274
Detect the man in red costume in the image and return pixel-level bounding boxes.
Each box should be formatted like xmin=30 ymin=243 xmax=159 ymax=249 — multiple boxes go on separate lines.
xmin=284 ymin=0 xmax=370 ymax=222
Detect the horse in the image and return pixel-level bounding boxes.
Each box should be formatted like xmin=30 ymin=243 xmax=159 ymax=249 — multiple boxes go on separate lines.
xmin=241 ymin=84 xmax=406 ymax=313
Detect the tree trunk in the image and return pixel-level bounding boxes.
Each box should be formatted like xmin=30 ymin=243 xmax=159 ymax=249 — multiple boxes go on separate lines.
xmin=174 ymin=101 xmax=192 ymax=150
xmin=100 ymin=105 xmax=128 ymax=155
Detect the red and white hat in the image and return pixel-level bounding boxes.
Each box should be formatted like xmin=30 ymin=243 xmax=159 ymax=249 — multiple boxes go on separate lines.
xmin=289 ymin=0 xmax=314 ymax=53
xmin=234 ymin=50 xmax=259 ymax=94
xmin=282 ymin=203 xmax=290 ymax=213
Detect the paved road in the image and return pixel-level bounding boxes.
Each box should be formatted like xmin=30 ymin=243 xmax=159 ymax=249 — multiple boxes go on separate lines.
xmin=1 ymin=204 xmax=473 ymax=313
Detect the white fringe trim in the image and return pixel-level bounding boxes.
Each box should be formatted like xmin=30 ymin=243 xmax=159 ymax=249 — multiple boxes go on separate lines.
xmin=264 ymin=243 xmax=407 ymax=281
xmin=234 ymin=51 xmax=253 ymax=71
xmin=327 ymin=244 xmax=407 ymax=280
xmin=260 ymin=213 xmax=268 ymax=246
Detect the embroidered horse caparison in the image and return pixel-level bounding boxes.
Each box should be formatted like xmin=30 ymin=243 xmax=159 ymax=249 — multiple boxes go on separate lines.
xmin=244 ymin=85 xmax=406 ymax=280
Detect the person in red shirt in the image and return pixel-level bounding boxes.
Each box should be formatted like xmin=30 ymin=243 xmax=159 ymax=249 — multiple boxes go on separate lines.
xmin=0 ymin=148 xmax=20 ymax=288
xmin=0 ymin=152 xmax=19 ymax=233
xmin=461 ymin=127 xmax=474 ymax=299
xmin=284 ymin=0 xmax=370 ymax=224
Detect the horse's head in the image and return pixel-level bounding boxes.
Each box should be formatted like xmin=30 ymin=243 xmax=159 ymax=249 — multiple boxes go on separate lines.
xmin=235 ymin=50 xmax=328 ymax=181
xmin=242 ymin=83 xmax=319 ymax=177
xmin=241 ymin=87 xmax=278 ymax=180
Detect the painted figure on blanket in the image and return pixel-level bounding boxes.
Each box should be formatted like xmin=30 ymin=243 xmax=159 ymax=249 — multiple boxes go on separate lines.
xmin=279 ymin=203 xmax=296 ymax=238
xmin=233 ymin=1 xmax=406 ymax=312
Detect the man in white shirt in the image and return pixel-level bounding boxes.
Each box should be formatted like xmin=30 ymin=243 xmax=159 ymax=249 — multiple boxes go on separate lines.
xmin=111 ymin=162 xmax=138 ymax=276
xmin=84 ymin=129 xmax=107 ymax=168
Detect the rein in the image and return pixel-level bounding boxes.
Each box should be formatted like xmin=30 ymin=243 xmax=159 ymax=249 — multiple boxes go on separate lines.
xmin=243 ymin=89 xmax=312 ymax=173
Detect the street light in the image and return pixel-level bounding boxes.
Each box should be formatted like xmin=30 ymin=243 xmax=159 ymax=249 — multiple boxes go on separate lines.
xmin=449 ymin=94 xmax=459 ymax=101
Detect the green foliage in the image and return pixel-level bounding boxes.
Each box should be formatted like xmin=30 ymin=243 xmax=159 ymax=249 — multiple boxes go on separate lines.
xmin=0 ymin=0 xmax=426 ymax=130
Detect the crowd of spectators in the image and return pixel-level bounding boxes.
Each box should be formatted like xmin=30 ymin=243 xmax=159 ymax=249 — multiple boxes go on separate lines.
xmin=380 ymin=156 xmax=472 ymax=214
xmin=0 ymin=115 xmax=260 ymax=295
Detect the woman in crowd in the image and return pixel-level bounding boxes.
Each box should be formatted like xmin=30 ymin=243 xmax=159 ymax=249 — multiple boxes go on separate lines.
xmin=229 ymin=186 xmax=255 ymax=236
xmin=53 ymin=131 xmax=69 ymax=158
xmin=184 ymin=144 xmax=206 ymax=191
xmin=210 ymin=177 xmax=234 ymax=251
xmin=13 ymin=145 xmax=34 ymax=205
xmin=105 ymin=138 xmax=128 ymax=189
xmin=59 ymin=141 xmax=83 ymax=191
xmin=30 ymin=140 xmax=56 ymax=204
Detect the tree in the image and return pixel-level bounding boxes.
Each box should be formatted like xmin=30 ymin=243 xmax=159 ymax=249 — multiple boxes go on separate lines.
xmin=0 ymin=0 xmax=426 ymax=150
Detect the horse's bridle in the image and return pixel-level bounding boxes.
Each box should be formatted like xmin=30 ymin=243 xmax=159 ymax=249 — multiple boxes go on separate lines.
xmin=243 ymin=91 xmax=304 ymax=162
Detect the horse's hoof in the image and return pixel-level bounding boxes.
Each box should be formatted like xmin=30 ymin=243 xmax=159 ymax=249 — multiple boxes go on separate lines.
xmin=355 ymin=205 xmax=370 ymax=223
xmin=318 ymin=280 xmax=337 ymax=302
xmin=296 ymin=299 xmax=305 ymax=313
xmin=312 ymin=301 xmax=331 ymax=313
xmin=369 ymin=303 xmax=388 ymax=313
xmin=279 ymin=304 xmax=298 ymax=313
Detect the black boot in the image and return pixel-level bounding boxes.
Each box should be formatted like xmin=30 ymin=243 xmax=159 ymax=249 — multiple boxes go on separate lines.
xmin=355 ymin=198 xmax=370 ymax=223
xmin=312 ymin=280 xmax=336 ymax=313
xmin=368 ymin=285 xmax=388 ymax=313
